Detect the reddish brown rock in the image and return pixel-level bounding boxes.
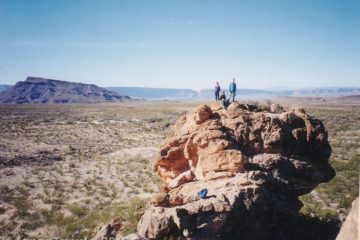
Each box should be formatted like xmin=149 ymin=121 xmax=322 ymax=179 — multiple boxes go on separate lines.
xmin=135 ymin=103 xmax=335 ymax=239
xmin=153 ymin=103 xmax=333 ymax=187
xmin=150 ymin=192 xmax=169 ymax=207
xmin=270 ymin=103 xmax=284 ymax=113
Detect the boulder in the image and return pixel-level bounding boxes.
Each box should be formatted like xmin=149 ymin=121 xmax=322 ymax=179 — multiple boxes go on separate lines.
xmin=270 ymin=103 xmax=284 ymax=113
xmin=92 ymin=218 xmax=123 ymax=240
xmin=154 ymin=103 xmax=333 ymax=185
xmin=137 ymin=103 xmax=335 ymax=239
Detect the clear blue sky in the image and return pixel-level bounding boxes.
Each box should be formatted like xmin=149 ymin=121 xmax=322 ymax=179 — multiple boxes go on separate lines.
xmin=0 ymin=0 xmax=359 ymax=89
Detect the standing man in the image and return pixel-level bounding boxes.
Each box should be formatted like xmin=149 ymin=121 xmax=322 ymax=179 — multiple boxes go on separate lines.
xmin=214 ymin=82 xmax=221 ymax=101
xmin=229 ymin=78 xmax=237 ymax=102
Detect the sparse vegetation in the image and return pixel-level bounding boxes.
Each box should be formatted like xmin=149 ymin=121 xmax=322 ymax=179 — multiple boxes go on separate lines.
xmin=0 ymin=207 xmax=6 ymax=214
xmin=0 ymin=101 xmax=358 ymax=238
xmin=69 ymin=203 xmax=88 ymax=217
xmin=0 ymin=101 xmax=197 ymax=238
xmin=300 ymin=105 xmax=360 ymax=219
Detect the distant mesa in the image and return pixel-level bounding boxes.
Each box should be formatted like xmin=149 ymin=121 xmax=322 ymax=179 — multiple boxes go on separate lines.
xmin=0 ymin=77 xmax=130 ymax=104
xmin=109 ymin=87 xmax=360 ymax=100
xmin=108 ymin=87 xmax=198 ymax=100
xmin=1 ymin=77 xmax=359 ymax=102
xmin=0 ymin=84 xmax=11 ymax=93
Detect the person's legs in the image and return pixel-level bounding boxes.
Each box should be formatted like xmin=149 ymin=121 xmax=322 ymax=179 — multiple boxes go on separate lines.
xmin=225 ymin=99 xmax=230 ymax=109
xmin=232 ymin=92 xmax=235 ymax=102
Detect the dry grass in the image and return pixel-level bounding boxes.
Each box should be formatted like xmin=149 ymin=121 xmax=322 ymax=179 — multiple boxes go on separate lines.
xmin=0 ymin=101 xmax=201 ymax=238
xmin=299 ymin=105 xmax=360 ymax=220
xmin=0 ymin=100 xmax=358 ymax=238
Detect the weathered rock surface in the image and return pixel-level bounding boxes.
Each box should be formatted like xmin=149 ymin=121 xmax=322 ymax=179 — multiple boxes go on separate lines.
xmin=336 ymin=197 xmax=359 ymax=240
xmin=89 ymin=102 xmax=336 ymax=240
xmin=132 ymin=102 xmax=335 ymax=240
xmin=93 ymin=218 xmax=124 ymax=240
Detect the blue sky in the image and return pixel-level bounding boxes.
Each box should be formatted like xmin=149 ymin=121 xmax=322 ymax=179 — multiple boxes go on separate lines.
xmin=0 ymin=0 xmax=359 ymax=89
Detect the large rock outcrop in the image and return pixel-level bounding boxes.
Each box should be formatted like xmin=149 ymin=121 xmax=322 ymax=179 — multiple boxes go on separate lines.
xmin=134 ymin=102 xmax=335 ymax=239
xmin=123 ymin=102 xmax=335 ymax=239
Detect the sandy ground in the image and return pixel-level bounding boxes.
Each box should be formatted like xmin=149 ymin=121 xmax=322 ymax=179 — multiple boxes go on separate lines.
xmin=0 ymin=99 xmax=358 ymax=238
xmin=0 ymin=101 xmax=203 ymax=238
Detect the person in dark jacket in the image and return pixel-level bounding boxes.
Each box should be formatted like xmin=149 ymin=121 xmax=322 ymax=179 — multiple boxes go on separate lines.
xmin=219 ymin=91 xmax=230 ymax=109
xmin=214 ymin=82 xmax=221 ymax=101
xmin=229 ymin=78 xmax=237 ymax=102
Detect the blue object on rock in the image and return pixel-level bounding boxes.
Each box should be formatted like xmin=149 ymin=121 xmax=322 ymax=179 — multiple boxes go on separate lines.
xmin=198 ymin=189 xmax=208 ymax=199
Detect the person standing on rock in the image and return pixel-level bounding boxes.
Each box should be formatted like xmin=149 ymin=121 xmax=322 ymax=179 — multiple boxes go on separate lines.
xmin=214 ymin=82 xmax=221 ymax=101
xmin=229 ymin=78 xmax=237 ymax=102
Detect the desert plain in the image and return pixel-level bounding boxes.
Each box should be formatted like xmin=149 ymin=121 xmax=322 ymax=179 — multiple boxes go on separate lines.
xmin=0 ymin=99 xmax=359 ymax=238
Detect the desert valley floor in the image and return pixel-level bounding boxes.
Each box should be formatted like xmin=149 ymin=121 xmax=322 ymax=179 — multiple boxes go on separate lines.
xmin=0 ymin=99 xmax=359 ymax=238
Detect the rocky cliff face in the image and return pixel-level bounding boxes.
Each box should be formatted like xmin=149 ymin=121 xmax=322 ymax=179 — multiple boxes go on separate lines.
xmin=95 ymin=102 xmax=336 ymax=240
xmin=0 ymin=77 xmax=130 ymax=104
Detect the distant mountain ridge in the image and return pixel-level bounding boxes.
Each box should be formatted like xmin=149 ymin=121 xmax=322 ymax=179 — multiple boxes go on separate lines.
xmin=1 ymin=77 xmax=359 ymax=101
xmin=0 ymin=77 xmax=130 ymax=104
xmin=197 ymin=87 xmax=360 ymax=99
xmin=108 ymin=87 xmax=197 ymax=100
xmin=0 ymin=84 xmax=11 ymax=93
xmin=109 ymin=86 xmax=360 ymax=100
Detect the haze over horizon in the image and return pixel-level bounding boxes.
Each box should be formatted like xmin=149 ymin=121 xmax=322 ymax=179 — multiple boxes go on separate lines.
xmin=0 ymin=0 xmax=359 ymax=89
